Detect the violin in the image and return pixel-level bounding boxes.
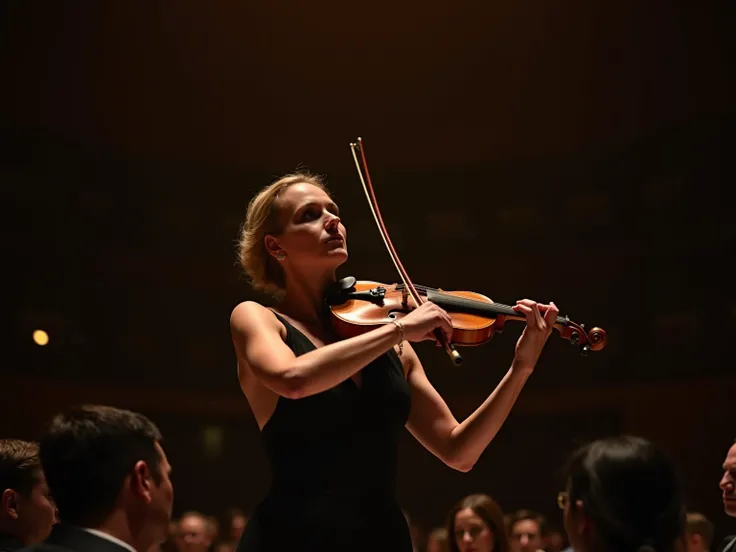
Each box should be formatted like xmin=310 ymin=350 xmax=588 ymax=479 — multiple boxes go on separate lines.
xmin=325 ymin=277 xmax=607 ymax=356
xmin=330 ymin=137 xmax=606 ymax=365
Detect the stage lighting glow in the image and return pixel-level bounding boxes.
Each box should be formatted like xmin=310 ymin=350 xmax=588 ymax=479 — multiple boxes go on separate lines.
xmin=33 ymin=329 xmax=49 ymax=346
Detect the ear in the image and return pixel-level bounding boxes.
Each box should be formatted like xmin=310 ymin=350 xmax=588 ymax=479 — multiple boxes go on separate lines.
xmin=1 ymin=488 xmax=19 ymax=519
xmin=131 ymin=461 xmax=155 ymax=505
xmin=264 ymin=235 xmax=284 ymax=259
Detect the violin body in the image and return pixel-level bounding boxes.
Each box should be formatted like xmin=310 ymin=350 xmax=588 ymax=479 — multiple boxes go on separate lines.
xmin=326 ymin=277 xmax=607 ymax=355
xmin=329 ymin=280 xmax=500 ymax=346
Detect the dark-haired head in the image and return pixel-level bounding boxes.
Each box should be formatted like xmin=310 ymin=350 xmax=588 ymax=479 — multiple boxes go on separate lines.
xmin=446 ymin=493 xmax=509 ymax=552
xmin=0 ymin=439 xmax=56 ymax=544
xmin=508 ymin=509 xmax=547 ymax=552
xmin=39 ymin=405 xmax=173 ymax=548
xmin=561 ymin=436 xmax=686 ymax=552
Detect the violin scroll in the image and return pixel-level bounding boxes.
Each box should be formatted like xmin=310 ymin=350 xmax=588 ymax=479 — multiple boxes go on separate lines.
xmin=556 ymin=318 xmax=607 ymax=355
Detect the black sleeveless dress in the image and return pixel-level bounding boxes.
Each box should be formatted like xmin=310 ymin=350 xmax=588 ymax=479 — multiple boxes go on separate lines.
xmin=236 ymin=312 xmax=414 ymax=552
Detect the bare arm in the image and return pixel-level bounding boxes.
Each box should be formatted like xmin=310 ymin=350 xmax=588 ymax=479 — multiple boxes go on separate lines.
xmin=230 ymin=300 xmax=453 ymax=399
xmin=405 ymin=299 xmax=559 ymax=472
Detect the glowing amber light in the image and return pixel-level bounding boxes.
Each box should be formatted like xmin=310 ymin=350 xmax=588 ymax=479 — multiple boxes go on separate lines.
xmin=33 ymin=330 xmax=49 ymax=346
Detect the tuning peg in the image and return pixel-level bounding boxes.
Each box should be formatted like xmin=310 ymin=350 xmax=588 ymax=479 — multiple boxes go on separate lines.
xmin=580 ymin=344 xmax=590 ymax=356
xmin=570 ymin=332 xmax=579 ymax=345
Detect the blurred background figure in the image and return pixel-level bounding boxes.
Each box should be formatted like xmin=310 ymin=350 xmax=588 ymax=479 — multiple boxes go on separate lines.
xmin=509 ymin=510 xmax=547 ymax=552
xmin=446 ymin=493 xmax=509 ymax=552
xmin=685 ymin=513 xmax=714 ymax=552
xmin=176 ymin=512 xmax=213 ymax=552
xmin=427 ymin=527 xmax=448 ymax=552
xmin=544 ymin=527 xmax=567 ymax=552
xmin=719 ymin=440 xmax=736 ymax=552
xmin=0 ymin=440 xmax=56 ymax=551
xmin=221 ymin=509 xmax=246 ymax=546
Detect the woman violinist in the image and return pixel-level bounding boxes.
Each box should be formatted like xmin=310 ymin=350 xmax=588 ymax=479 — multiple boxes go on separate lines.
xmin=229 ymin=171 xmax=559 ymax=552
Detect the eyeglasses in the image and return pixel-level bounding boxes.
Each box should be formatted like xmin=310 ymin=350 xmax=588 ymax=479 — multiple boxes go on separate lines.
xmin=557 ymin=491 xmax=569 ymax=510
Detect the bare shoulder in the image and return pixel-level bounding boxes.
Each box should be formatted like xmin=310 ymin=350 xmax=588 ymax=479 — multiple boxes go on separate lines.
xmin=230 ymin=301 xmax=280 ymax=335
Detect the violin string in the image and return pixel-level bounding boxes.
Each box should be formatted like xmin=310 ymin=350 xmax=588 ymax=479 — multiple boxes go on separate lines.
xmin=395 ymin=283 xmax=567 ymax=324
xmin=397 ymin=283 xmax=438 ymax=293
xmin=397 ymin=283 xmax=513 ymax=313
xmin=431 ymin=294 xmax=517 ymax=315
xmin=423 ymin=290 xmax=567 ymax=326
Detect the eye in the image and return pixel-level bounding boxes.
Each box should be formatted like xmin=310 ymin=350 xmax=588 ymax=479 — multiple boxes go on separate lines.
xmin=301 ymin=208 xmax=320 ymax=221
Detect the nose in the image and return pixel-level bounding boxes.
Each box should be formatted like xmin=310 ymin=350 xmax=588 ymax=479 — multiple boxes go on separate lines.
xmin=723 ymin=472 xmax=734 ymax=491
xmin=325 ymin=212 xmax=340 ymax=230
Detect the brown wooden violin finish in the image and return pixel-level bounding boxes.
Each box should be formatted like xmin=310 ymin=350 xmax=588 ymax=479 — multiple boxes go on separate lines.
xmin=327 ymin=279 xmax=606 ymax=355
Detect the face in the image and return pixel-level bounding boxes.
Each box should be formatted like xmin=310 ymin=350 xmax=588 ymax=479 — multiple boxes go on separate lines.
xmin=685 ymin=532 xmax=707 ymax=552
xmin=266 ymin=183 xmax=348 ymax=273
xmin=178 ymin=515 xmax=212 ymax=552
xmin=146 ymin=443 xmax=174 ymax=544
xmin=454 ymin=508 xmax=494 ymax=552
xmin=721 ymin=443 xmax=736 ymax=517
xmin=511 ymin=519 xmax=543 ymax=552
xmin=229 ymin=515 xmax=246 ymax=541
xmin=12 ymin=470 xmax=56 ymax=544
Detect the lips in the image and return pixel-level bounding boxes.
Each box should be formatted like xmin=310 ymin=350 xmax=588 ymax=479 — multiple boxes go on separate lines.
xmin=325 ymin=236 xmax=344 ymax=244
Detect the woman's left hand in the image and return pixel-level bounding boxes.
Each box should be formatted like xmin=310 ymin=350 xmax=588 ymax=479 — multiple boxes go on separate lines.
xmin=511 ymin=299 xmax=559 ymax=371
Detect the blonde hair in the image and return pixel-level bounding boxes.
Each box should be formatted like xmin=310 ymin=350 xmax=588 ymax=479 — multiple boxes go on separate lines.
xmin=237 ymin=171 xmax=328 ymax=297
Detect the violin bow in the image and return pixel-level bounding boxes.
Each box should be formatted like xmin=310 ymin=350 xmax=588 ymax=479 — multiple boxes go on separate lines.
xmin=349 ymin=137 xmax=463 ymax=366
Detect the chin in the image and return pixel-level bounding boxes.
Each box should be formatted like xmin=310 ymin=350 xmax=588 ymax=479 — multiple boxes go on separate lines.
xmin=327 ymin=249 xmax=349 ymax=264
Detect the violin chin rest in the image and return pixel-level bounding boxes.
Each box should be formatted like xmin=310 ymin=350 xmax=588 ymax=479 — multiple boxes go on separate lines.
xmin=337 ymin=276 xmax=356 ymax=291
xmin=324 ymin=276 xmax=357 ymax=305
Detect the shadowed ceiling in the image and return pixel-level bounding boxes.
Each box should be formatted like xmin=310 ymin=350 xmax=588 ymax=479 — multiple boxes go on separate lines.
xmin=3 ymin=1 xmax=733 ymax=167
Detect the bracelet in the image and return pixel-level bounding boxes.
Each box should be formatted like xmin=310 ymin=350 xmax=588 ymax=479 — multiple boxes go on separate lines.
xmin=391 ymin=319 xmax=404 ymax=356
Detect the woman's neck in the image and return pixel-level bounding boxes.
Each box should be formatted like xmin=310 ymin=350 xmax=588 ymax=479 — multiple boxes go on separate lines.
xmin=278 ymin=268 xmax=336 ymax=330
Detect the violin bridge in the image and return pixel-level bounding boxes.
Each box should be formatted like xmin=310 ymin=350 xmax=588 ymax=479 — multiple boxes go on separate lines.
xmin=401 ymin=285 xmax=409 ymax=309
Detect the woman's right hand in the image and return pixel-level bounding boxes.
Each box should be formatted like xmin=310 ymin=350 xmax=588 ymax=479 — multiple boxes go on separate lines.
xmin=398 ymin=301 xmax=454 ymax=343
